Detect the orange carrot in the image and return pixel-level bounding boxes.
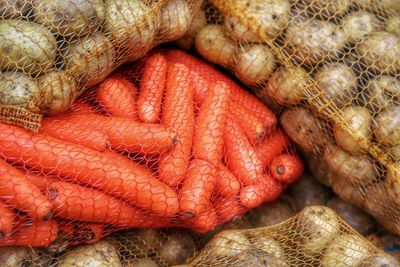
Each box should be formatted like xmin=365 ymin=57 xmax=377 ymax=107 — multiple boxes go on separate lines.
xmin=75 ymin=223 xmax=104 ymax=244
xmin=40 ymin=116 xmax=108 ymax=151
xmin=215 ymin=164 xmax=241 ymax=196
xmin=138 ymin=53 xmax=167 ymax=123
xmin=214 ymin=196 xmax=247 ymax=222
xmin=0 ymin=200 xmax=15 ymax=237
xmin=270 ymin=154 xmax=304 ymax=183
xmin=182 ymin=208 xmax=217 ymax=233
xmin=0 ymin=219 xmax=58 ymax=247
xmin=193 ymin=82 xmax=231 ymax=162
xmin=240 ymin=174 xmax=284 ymax=209
xmin=224 ymin=118 xmax=264 ymax=185
xmin=0 ymin=159 xmax=53 ymax=220
xmin=179 ymin=159 xmax=216 ymax=217
xmin=24 ymin=171 xmax=59 ymax=192
xmin=96 ymin=77 xmax=138 ymax=119
xmin=69 ymin=101 xmax=97 ymax=115
xmin=159 ymin=63 xmax=195 ymax=187
xmin=0 ymin=123 xmax=179 ymax=217
xmin=47 ymin=181 xmax=173 ymax=227
xmin=256 ymin=129 xmax=290 ymax=168
xmin=48 ymin=222 xmax=75 ymax=252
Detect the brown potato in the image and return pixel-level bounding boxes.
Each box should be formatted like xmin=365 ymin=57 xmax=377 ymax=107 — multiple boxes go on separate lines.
xmin=159 ymin=0 xmax=191 ymax=40
xmin=125 ymin=258 xmax=159 ymax=267
xmin=176 ymin=6 xmax=206 ymax=50
xmin=117 ymin=229 xmax=164 ymax=257
xmin=365 ymin=75 xmax=400 ymax=113
xmin=363 ymin=252 xmax=400 ymax=267
xmin=330 ymin=174 xmax=365 ymax=209
xmin=326 ymin=196 xmax=375 ymax=234
xmin=208 ymin=230 xmax=251 ymax=257
xmin=333 ymin=106 xmax=372 ymax=154
xmin=0 ymin=0 xmax=31 ymax=19
xmin=234 ymin=44 xmax=275 ymax=86
xmin=0 ymin=247 xmax=33 ymax=267
xmin=340 ymin=11 xmax=382 ymax=43
xmin=159 ymin=233 xmax=196 ymax=266
xmin=33 ymin=0 xmax=105 ymax=37
xmin=364 ymin=181 xmax=394 ymax=218
xmin=374 ymin=105 xmax=400 ymax=147
xmin=249 ymin=198 xmax=296 ymax=227
xmin=249 ymin=237 xmax=285 ymax=259
xmin=355 ymin=0 xmax=400 ymax=12
xmin=386 ymin=16 xmax=400 ymax=36
xmin=305 ymin=155 xmax=334 ymax=187
xmin=236 ymin=249 xmax=288 ymax=267
xmin=303 ymin=0 xmax=352 ymax=16
xmin=390 ymin=145 xmax=400 ymax=160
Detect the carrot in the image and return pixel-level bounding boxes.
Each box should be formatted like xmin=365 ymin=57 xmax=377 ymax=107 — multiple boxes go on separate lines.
xmin=215 ymin=164 xmax=241 ymax=196
xmin=240 ymin=174 xmax=284 ymax=209
xmin=0 ymin=159 xmax=53 ymax=220
xmin=96 ymin=77 xmax=138 ymax=119
xmin=138 ymin=53 xmax=167 ymax=123
xmin=224 ymin=118 xmax=264 ymax=185
xmin=0 ymin=219 xmax=58 ymax=247
xmin=193 ymin=82 xmax=231 ymax=162
xmin=214 ymin=196 xmax=247 ymax=222
xmin=69 ymin=101 xmax=97 ymax=115
xmin=47 ymin=181 xmax=173 ymax=226
xmin=182 ymin=208 xmax=217 ymax=233
xmin=179 ymin=159 xmax=216 ymax=217
xmin=48 ymin=222 xmax=75 ymax=252
xmin=75 ymin=223 xmax=104 ymax=244
xmin=270 ymin=154 xmax=304 ymax=183
xmin=159 ymin=63 xmax=195 ymax=187
xmin=40 ymin=116 xmax=108 ymax=151
xmin=0 ymin=123 xmax=179 ymax=217
xmin=0 ymin=200 xmax=15 ymax=237
xmin=256 ymin=129 xmax=290 ymax=168
xmin=24 ymin=171 xmax=59 ymax=192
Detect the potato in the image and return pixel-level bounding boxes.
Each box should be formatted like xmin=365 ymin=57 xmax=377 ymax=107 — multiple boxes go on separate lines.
xmin=355 ymin=0 xmax=400 ymax=12
xmin=305 ymin=154 xmax=334 ymax=187
xmin=356 ymin=31 xmax=400 ymax=74
xmin=126 ymin=258 xmax=159 ymax=267
xmin=378 ymin=233 xmax=400 ymax=261
xmin=63 ymin=31 xmax=116 ymax=88
xmin=303 ymin=0 xmax=352 ymax=16
xmin=288 ymin=173 xmax=330 ymax=211
xmin=0 ymin=71 xmax=39 ymax=109
xmin=105 ymin=0 xmax=157 ymax=61
xmin=0 ymin=247 xmax=33 ymax=267
xmin=250 ymin=237 xmax=285 ymax=259
xmin=365 ymin=75 xmax=400 ymax=113
xmin=249 ymin=199 xmax=296 ymax=227
xmin=159 ymin=0 xmax=191 ymax=40
xmin=390 ymin=144 xmax=400 ymax=160
xmin=333 ymin=106 xmax=372 ymax=154
xmin=33 ymin=0 xmax=105 ymax=37
xmin=234 ymin=44 xmax=276 ymax=85
xmin=363 ymin=253 xmax=400 ymax=267
xmin=320 ymin=234 xmax=372 ymax=267
xmin=117 ymin=229 xmax=164 ymax=257
xmin=374 ymin=105 xmax=400 ymax=147
xmin=195 ymin=24 xmax=237 ymax=68
xmin=159 ymin=233 xmax=196 ymax=266
xmin=0 ymin=0 xmax=31 ymax=19
xmin=386 ymin=16 xmax=400 ymax=36
xmin=223 ymin=0 xmax=291 ymax=42
xmin=285 ymin=19 xmax=346 ymax=65
xmin=326 ymin=196 xmax=375 ymax=234
xmin=299 ymin=206 xmax=340 ymax=255
xmin=386 ymin=162 xmax=400 ymax=205
xmin=340 ymin=11 xmax=381 ymax=43
xmin=176 ymin=7 xmax=206 ymax=50
xmin=330 ymin=174 xmax=365 ymax=209
xmin=314 ymin=63 xmax=357 ymax=108
xmin=58 ymin=240 xmax=122 ymax=267
xmin=236 ymin=249 xmax=288 ymax=267
xmin=323 ymin=144 xmax=377 ymax=185
xmin=266 ymin=66 xmax=308 ymax=105
xmin=0 ymin=20 xmax=57 ymax=74
xmin=208 ymin=230 xmax=251 ymax=257
xmin=281 ymin=107 xmax=326 ymax=153
xmin=38 ymin=70 xmax=77 ymax=115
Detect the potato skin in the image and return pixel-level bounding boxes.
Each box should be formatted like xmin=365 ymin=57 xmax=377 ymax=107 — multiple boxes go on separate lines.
xmin=176 ymin=7 xmax=206 ymax=50
xmin=159 ymin=0 xmax=191 ymax=40
xmin=340 ymin=11 xmax=381 ymax=43
xmin=356 ymin=31 xmax=400 ymax=75
xmin=0 ymin=20 xmax=57 ymax=74
xmin=125 ymin=258 xmax=159 ymax=267
xmin=303 ymin=0 xmax=352 ymax=16
xmin=0 ymin=71 xmax=39 ymax=110
xmin=285 ymin=19 xmax=346 ymax=65
xmin=208 ymin=230 xmax=251 ymax=257
xmin=249 ymin=199 xmax=296 ymax=227
xmin=365 ymin=75 xmax=400 ymax=113
xmin=236 ymin=248 xmax=288 ymax=267
xmin=0 ymin=247 xmax=33 ymax=267
xmin=32 ymin=0 xmax=105 ymax=37
xmin=386 ymin=16 xmax=400 ymax=36
xmin=305 ymin=155 xmax=334 ymax=187
xmin=159 ymin=233 xmax=196 ymax=266
xmin=0 ymin=0 xmax=31 ymax=19
xmin=63 ymin=31 xmax=116 ymax=89
xmin=374 ymin=105 xmax=400 ymax=147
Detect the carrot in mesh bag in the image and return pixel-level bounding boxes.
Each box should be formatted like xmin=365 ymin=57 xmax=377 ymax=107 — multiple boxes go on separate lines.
xmin=159 ymin=62 xmax=195 ymax=187
xmin=24 ymin=171 xmax=60 ymax=192
xmin=0 ymin=159 xmax=53 ymax=221
xmin=214 ymin=195 xmax=247 ymax=222
xmin=215 ymin=164 xmax=241 ymax=197
xmin=182 ymin=207 xmax=218 ymax=234
xmin=270 ymin=153 xmax=304 ymax=184
xmin=0 ymin=122 xmax=179 ymax=217
xmin=0 ymin=200 xmax=15 ymax=237
xmin=75 ymin=223 xmax=104 ymax=244
xmin=138 ymin=53 xmax=168 ymax=123
xmin=256 ymin=129 xmax=290 ymax=168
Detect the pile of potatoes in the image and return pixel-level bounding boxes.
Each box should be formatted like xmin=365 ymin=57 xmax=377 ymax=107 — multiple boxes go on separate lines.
xmin=0 ymin=0 xmax=198 ymax=118
xmin=177 ymin=0 xmax=400 ymax=236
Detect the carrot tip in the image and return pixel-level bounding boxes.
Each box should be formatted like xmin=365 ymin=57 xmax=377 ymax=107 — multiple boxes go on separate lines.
xmin=43 ymin=210 xmax=54 ymax=221
xmin=47 ymin=188 xmax=58 ymax=202
xmin=172 ymin=135 xmax=179 ymax=146
xmin=276 ymin=165 xmax=286 ymax=175
xmin=183 ymin=211 xmax=194 ymax=218
xmin=0 ymin=232 xmax=4 ymax=240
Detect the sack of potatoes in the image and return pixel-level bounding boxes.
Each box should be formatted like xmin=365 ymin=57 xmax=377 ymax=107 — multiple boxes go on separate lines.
xmin=176 ymin=0 xmax=400 ymax=237
xmin=0 ymin=0 xmax=202 ymax=131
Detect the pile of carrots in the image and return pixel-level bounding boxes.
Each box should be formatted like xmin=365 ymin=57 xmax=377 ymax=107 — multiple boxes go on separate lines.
xmin=0 ymin=49 xmax=303 ymax=248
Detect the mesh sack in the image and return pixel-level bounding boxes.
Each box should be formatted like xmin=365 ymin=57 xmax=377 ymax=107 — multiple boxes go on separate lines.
xmin=0 ymin=0 xmax=203 ymax=131
xmin=177 ymin=0 xmax=400 ymax=236
xmin=0 ymin=48 xmax=302 ymax=253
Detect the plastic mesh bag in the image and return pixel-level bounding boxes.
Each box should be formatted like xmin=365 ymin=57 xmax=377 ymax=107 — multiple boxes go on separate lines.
xmin=177 ymin=0 xmax=400 ymax=237
xmin=0 ymin=0 xmax=203 ymax=131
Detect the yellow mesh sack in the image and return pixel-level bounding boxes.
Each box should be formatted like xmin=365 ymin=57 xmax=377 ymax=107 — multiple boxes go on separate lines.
xmin=0 ymin=0 xmax=203 ymax=131
xmin=177 ymin=0 xmax=400 ymax=237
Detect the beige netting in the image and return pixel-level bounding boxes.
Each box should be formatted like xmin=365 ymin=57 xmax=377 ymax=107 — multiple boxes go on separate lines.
xmin=0 ymin=0 xmax=203 ymax=131
xmin=177 ymin=0 xmax=400 ymax=237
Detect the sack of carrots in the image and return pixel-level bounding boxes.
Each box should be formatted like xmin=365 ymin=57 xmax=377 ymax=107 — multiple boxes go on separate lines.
xmin=0 ymin=49 xmax=302 ymax=250
xmin=0 ymin=0 xmax=203 ymax=132
xmin=176 ymin=0 xmax=400 ymax=237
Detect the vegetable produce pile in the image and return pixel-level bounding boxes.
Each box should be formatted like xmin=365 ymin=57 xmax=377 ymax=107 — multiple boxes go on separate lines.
xmin=0 ymin=49 xmax=302 ymax=252
xmin=0 ymin=0 xmax=202 ymax=131
xmin=177 ymin=0 xmax=400 ymax=237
